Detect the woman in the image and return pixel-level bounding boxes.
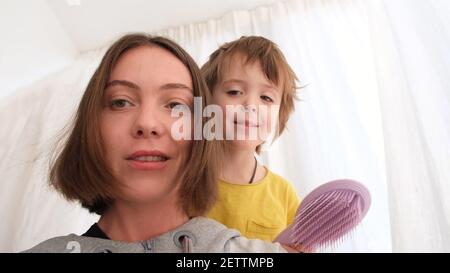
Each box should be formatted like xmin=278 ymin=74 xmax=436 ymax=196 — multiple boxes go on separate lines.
xmin=23 ymin=34 xmax=288 ymax=253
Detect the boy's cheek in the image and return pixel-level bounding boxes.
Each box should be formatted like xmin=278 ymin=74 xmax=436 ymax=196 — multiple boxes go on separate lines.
xmin=212 ymin=91 xmax=231 ymax=105
xmin=259 ymin=109 xmax=279 ymax=130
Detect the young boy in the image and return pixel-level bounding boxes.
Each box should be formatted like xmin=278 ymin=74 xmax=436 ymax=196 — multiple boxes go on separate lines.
xmin=201 ymin=36 xmax=301 ymax=242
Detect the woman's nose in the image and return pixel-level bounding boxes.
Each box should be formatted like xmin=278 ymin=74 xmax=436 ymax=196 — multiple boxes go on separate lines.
xmin=132 ymin=106 xmax=166 ymax=138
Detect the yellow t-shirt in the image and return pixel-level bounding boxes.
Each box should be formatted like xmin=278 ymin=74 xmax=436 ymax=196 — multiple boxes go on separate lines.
xmin=207 ymin=168 xmax=301 ymax=242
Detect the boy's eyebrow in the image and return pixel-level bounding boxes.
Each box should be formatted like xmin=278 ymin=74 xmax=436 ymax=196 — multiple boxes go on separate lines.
xmin=260 ymin=83 xmax=278 ymax=91
xmin=223 ymin=79 xmax=278 ymax=91
xmin=106 ymin=80 xmax=140 ymax=90
xmin=222 ymin=79 xmax=246 ymax=85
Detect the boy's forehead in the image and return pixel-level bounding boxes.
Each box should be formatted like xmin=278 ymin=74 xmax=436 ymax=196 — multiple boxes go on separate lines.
xmin=224 ymin=52 xmax=250 ymax=66
xmin=221 ymin=52 xmax=258 ymax=76
xmin=219 ymin=52 xmax=283 ymax=89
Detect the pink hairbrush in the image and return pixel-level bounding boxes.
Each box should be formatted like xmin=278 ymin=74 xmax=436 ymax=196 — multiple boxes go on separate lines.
xmin=274 ymin=179 xmax=371 ymax=252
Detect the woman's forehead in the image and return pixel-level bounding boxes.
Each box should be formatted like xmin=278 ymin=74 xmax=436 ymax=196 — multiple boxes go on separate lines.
xmin=109 ymin=45 xmax=193 ymax=89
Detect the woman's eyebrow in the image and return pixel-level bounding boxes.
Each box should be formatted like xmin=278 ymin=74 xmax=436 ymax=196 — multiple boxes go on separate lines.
xmin=105 ymin=81 xmax=192 ymax=93
xmin=106 ymin=80 xmax=140 ymax=90
xmin=160 ymin=83 xmax=192 ymax=92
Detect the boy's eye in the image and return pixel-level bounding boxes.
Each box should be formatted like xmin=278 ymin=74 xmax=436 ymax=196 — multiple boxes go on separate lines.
xmin=227 ymin=90 xmax=242 ymax=96
xmin=110 ymin=99 xmax=132 ymax=109
xmin=261 ymin=95 xmax=274 ymax=103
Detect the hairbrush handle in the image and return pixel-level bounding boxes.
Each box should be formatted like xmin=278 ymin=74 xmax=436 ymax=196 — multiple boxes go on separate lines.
xmin=274 ymin=179 xmax=371 ymax=252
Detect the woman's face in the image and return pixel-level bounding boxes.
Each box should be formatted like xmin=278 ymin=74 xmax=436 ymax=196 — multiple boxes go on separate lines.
xmin=100 ymin=45 xmax=193 ymax=204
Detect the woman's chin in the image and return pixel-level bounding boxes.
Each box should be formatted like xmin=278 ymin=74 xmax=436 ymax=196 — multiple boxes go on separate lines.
xmin=120 ymin=185 xmax=178 ymax=205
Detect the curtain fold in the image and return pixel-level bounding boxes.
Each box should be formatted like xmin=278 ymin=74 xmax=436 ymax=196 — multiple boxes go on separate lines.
xmin=366 ymin=0 xmax=450 ymax=252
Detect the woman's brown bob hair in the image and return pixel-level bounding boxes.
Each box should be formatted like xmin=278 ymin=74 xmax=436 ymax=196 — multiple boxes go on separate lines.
xmin=50 ymin=33 xmax=219 ymax=216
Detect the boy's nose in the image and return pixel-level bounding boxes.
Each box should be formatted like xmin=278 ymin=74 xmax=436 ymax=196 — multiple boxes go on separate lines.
xmin=242 ymin=104 xmax=257 ymax=113
xmin=242 ymin=94 xmax=260 ymax=111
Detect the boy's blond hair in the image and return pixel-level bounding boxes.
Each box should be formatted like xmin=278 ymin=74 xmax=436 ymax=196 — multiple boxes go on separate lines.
xmin=201 ymin=36 xmax=300 ymax=153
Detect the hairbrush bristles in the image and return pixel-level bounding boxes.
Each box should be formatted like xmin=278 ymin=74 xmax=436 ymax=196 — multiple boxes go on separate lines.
xmin=274 ymin=179 xmax=371 ymax=252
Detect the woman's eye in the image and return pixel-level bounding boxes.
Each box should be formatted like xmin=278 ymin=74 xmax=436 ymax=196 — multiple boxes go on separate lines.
xmin=167 ymin=101 xmax=185 ymax=109
xmin=261 ymin=95 xmax=274 ymax=103
xmin=227 ymin=90 xmax=241 ymax=96
xmin=110 ymin=99 xmax=132 ymax=109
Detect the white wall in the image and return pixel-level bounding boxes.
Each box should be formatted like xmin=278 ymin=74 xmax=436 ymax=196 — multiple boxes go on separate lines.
xmin=46 ymin=0 xmax=281 ymax=52
xmin=0 ymin=0 xmax=78 ymax=99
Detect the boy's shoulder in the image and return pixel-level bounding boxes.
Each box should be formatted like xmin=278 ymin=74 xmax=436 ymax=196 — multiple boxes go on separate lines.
xmin=265 ymin=168 xmax=295 ymax=188
xmin=264 ymin=168 xmax=301 ymax=206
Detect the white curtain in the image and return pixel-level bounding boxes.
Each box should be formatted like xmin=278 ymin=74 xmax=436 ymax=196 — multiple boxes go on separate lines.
xmin=0 ymin=50 xmax=106 ymax=252
xmin=365 ymin=0 xmax=450 ymax=252
xmin=1 ymin=0 xmax=449 ymax=252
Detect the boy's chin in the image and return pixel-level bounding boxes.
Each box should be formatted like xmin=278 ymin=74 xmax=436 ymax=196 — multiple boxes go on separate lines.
xmin=228 ymin=138 xmax=264 ymax=151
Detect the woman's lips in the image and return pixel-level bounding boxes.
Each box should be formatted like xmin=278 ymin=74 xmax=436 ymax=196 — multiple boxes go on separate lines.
xmin=126 ymin=159 xmax=168 ymax=170
xmin=125 ymin=150 xmax=170 ymax=170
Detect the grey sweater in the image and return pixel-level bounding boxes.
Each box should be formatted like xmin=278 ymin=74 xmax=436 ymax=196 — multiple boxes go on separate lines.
xmin=23 ymin=217 xmax=287 ymax=253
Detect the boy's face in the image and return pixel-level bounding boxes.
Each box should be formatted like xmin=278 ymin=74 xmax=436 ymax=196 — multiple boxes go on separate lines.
xmin=212 ymin=53 xmax=282 ymax=149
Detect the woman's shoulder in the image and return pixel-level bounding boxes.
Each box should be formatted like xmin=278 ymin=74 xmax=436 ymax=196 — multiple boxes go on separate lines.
xmin=21 ymin=218 xmax=287 ymax=253
xmin=22 ymin=234 xmax=87 ymax=253
xmin=226 ymin=235 xmax=287 ymax=253
xmin=188 ymin=217 xmax=287 ymax=253
xmin=21 ymin=233 xmax=142 ymax=253
xmin=171 ymin=216 xmax=242 ymax=252
xmin=21 ymin=218 xmax=239 ymax=253
xmin=187 ymin=217 xmax=287 ymax=253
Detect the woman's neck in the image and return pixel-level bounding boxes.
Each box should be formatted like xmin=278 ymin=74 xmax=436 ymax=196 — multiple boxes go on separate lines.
xmin=221 ymin=145 xmax=265 ymax=184
xmin=98 ymin=198 xmax=189 ymax=242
